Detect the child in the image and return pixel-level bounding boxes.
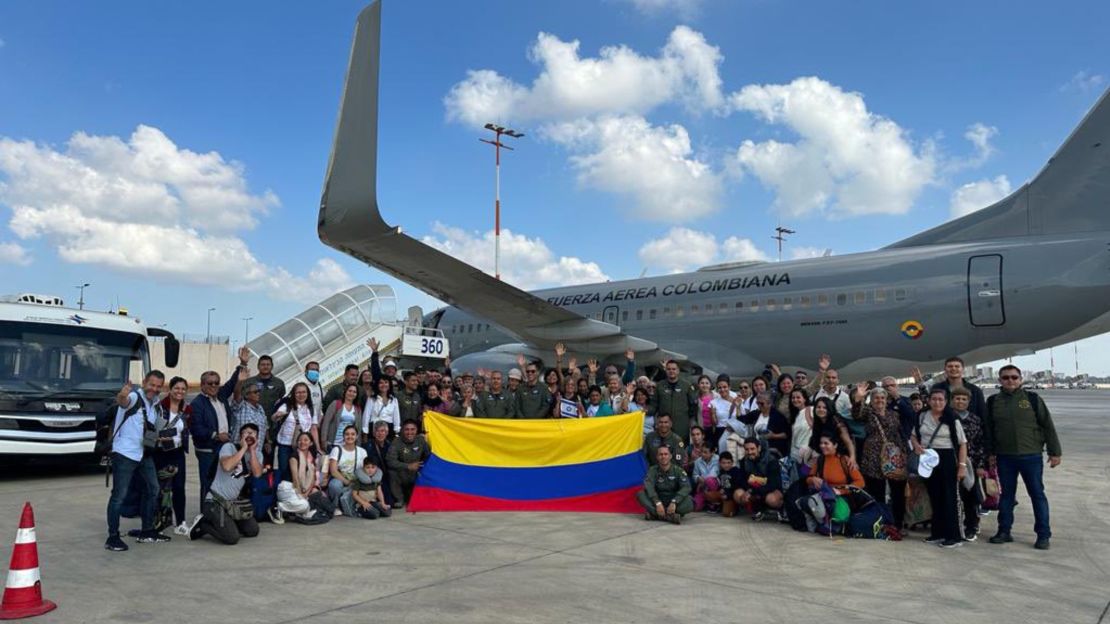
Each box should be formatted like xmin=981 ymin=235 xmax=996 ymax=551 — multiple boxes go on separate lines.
xmin=715 ymin=452 xmax=745 ymax=518
xmin=345 ymin=458 xmax=392 ymax=519
xmin=692 ymin=444 xmax=720 ymax=512
xmin=950 ymin=387 xmax=984 ymax=541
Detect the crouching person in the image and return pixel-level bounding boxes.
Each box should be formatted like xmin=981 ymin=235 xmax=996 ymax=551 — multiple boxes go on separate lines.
xmin=637 ymin=446 xmax=693 ymax=524
xmin=386 ymin=419 xmax=431 ymax=509
xmin=188 ymin=423 xmax=264 ymax=545
xmin=342 ymin=457 xmax=392 ymax=519
xmin=736 ymin=437 xmax=785 ymax=522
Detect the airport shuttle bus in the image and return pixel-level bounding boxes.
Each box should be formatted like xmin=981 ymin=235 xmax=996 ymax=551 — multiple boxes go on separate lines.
xmin=0 ymin=294 xmax=179 ymax=457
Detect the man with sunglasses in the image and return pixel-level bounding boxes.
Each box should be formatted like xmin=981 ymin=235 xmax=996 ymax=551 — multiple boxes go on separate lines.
xmin=191 ymin=346 xmax=251 ymax=502
xmin=984 ymin=365 xmax=1061 ymax=550
xmin=515 ymin=360 xmax=553 ymax=419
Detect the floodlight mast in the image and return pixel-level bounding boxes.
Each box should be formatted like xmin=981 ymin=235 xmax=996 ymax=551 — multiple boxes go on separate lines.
xmin=479 ymin=124 xmax=524 ymax=280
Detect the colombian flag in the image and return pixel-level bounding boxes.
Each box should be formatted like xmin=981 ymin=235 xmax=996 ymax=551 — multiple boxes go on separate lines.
xmin=407 ymin=411 xmax=647 ymax=513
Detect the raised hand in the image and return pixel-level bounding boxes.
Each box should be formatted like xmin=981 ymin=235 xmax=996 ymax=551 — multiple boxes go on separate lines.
xmin=554 ymin=342 xmax=566 ymax=359
xmin=817 ymin=354 xmax=831 ymax=372
xmin=116 ymin=380 xmax=134 ymax=406
xmin=910 ymin=366 xmax=924 ymax=384
xmin=366 ymin=337 xmax=379 ymax=352
xmin=517 ymin=353 xmax=527 ymax=369
xmin=587 ymin=359 xmax=599 ymax=374
xmin=855 ymin=381 xmax=869 ymax=396
xmin=444 ymin=355 xmax=451 ymax=369
xmin=477 ymin=367 xmax=488 ymax=379
xmin=625 ymin=348 xmax=635 ymax=361
xmin=625 ymin=382 xmax=636 ymax=396
xmin=567 ymin=357 xmax=578 ymax=372
xmin=238 ymin=345 xmax=251 ymax=365
xmin=770 ymin=363 xmax=781 ymax=377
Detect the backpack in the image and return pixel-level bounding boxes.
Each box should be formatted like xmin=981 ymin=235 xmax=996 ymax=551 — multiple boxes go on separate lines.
xmin=94 ymin=392 xmax=144 ymax=457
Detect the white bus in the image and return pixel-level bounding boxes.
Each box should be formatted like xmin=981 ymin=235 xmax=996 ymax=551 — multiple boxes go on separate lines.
xmin=0 ymin=294 xmax=179 ymax=456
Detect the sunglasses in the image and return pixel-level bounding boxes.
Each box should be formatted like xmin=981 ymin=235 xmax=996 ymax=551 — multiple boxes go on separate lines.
xmin=739 ymin=385 xmax=750 ymax=389
xmin=1000 ymin=375 xmax=1021 ymax=380
xmin=526 ymin=369 xmax=538 ymax=374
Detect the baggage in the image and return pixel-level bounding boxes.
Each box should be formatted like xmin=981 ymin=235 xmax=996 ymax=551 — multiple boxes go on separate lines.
xmin=904 ymin=478 xmax=932 ymax=528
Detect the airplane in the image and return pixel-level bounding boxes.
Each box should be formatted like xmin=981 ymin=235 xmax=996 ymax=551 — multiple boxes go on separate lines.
xmin=318 ymin=2 xmax=1110 ymax=381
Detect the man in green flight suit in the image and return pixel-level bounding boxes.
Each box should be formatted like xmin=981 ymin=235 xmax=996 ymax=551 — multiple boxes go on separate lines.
xmin=643 ymin=413 xmax=686 ymax=467
xmin=515 ymin=360 xmax=553 ymax=419
xmin=637 ymin=445 xmax=692 ymax=524
xmin=475 ymin=370 xmax=516 ymax=418
xmin=650 ymin=360 xmax=697 ymax=441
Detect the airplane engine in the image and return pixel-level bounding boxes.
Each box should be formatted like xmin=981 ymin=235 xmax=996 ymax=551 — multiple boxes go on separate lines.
xmin=449 ymin=350 xmax=531 ymax=376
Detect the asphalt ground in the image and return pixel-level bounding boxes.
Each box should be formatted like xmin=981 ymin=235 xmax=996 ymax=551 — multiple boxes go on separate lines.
xmin=1 ymin=389 xmax=1107 ymax=623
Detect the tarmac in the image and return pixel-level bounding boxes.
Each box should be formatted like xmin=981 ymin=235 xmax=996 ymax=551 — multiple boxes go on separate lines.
xmin=1 ymin=389 xmax=1107 ymax=624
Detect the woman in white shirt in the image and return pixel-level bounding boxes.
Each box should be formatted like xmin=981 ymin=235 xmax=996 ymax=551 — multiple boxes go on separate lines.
xmin=787 ymin=388 xmax=815 ymax=464
xmin=327 ymin=426 xmax=368 ymax=509
xmin=272 ymin=383 xmax=321 ymax=486
xmin=708 ymin=375 xmax=737 ymax=450
xmin=157 ymin=376 xmax=190 ymax=534
xmin=320 ymin=384 xmax=361 ymax=453
xmin=363 ymin=377 xmax=400 ymax=441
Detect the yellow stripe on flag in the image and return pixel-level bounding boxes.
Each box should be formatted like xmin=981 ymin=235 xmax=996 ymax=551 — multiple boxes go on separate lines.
xmin=422 ymin=411 xmax=645 ymax=468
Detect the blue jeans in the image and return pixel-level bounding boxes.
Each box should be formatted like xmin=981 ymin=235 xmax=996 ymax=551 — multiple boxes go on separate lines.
xmin=997 ymin=453 xmax=1051 ymax=539
xmin=276 ymin=445 xmax=293 ymax=485
xmin=196 ymin=449 xmax=216 ymax=503
xmin=106 ymin=453 xmax=157 ymax=537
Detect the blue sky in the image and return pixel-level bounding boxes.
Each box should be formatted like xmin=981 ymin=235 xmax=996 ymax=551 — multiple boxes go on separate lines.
xmin=0 ymin=0 xmax=1107 ymax=375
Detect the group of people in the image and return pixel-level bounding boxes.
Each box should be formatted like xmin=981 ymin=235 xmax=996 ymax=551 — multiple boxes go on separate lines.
xmin=103 ymin=343 xmax=1062 ymax=554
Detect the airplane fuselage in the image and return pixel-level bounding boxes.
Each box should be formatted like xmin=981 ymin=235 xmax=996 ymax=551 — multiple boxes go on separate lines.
xmin=431 ymin=233 xmax=1110 ymax=379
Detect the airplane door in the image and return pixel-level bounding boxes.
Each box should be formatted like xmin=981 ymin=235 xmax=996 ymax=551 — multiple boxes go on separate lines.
xmin=602 ymin=305 xmax=620 ymax=326
xmin=968 ymin=255 xmax=1005 ymax=326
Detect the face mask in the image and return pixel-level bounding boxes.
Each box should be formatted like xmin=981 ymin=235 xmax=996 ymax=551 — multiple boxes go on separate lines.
xmin=306 ymin=370 xmax=320 ymax=383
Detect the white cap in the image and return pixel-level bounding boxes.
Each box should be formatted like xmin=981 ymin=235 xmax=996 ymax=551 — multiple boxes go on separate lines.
xmin=917 ymin=449 xmax=940 ymax=478
xmin=382 ymin=359 xmax=398 ymax=370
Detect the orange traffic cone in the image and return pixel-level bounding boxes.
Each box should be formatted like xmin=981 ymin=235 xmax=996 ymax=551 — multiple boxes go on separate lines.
xmin=0 ymin=503 xmax=55 ymax=620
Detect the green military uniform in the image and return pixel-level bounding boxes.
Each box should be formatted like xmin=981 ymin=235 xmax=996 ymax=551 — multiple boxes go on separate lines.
xmin=515 ymin=382 xmax=553 ymax=419
xmin=243 ymin=374 xmax=286 ymax=417
xmin=636 ymin=462 xmax=693 ymax=519
xmin=475 ymin=390 xmax=516 ymax=418
xmin=651 ymin=378 xmax=697 ymax=441
xmin=643 ymin=431 xmax=686 ymax=467
xmin=984 ymin=389 xmax=1062 ymax=457
xmin=385 ymin=434 xmax=431 ymax=506
xmin=397 ymin=388 xmax=424 ymax=428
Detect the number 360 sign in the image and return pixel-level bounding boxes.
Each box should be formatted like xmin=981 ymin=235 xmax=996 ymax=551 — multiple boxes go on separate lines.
xmin=401 ymin=334 xmax=449 ymax=359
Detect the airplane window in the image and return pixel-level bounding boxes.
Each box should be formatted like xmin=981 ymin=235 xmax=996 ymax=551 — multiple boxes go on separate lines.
xmin=691 ymin=305 xmax=699 ymax=316
xmin=895 ymin=288 xmax=907 ymax=301
xmin=649 ymin=309 xmax=657 ymax=320
xmin=676 ymin=306 xmax=685 ymax=318
xmin=800 ymin=296 xmax=810 ymax=308
xmin=467 ymin=323 xmax=473 ymax=333
xmin=735 ymin=302 xmax=743 ymax=311
xmin=875 ymin=289 xmax=886 ymax=303
xmin=750 ymin=300 xmax=760 ymax=312
xmin=783 ymin=297 xmax=793 ymax=310
xmin=836 ymin=294 xmax=847 ymax=306
xmin=818 ymin=294 xmax=829 ymax=306
xmin=855 ymin=291 xmax=866 ymax=305
xmin=704 ymin=304 xmax=714 ymax=316
xmin=766 ymin=298 xmax=777 ymax=311
xmin=622 ymin=311 xmax=629 ymax=322
xmin=719 ymin=303 xmax=728 ymax=314
xmin=486 ymin=324 xmax=490 ymax=331
xmin=637 ymin=310 xmax=644 ymax=320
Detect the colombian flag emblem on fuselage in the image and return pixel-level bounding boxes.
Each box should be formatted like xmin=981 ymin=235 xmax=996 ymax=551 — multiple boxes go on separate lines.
xmin=901 ymin=320 xmax=924 ymax=339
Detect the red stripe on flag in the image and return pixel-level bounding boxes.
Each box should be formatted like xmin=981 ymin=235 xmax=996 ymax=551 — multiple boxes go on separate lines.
xmin=407 ymin=485 xmax=644 ymax=513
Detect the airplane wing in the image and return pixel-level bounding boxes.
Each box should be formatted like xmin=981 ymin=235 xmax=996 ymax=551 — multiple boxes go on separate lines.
xmin=317 ymin=3 xmax=683 ymax=361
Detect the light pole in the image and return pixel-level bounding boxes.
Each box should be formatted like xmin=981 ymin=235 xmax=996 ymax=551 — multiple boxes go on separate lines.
xmin=206 ymin=307 xmax=216 ymax=370
xmin=75 ymin=283 xmax=90 ymax=310
xmin=242 ymin=317 xmax=253 ymax=345
xmin=772 ymin=226 xmax=795 ymax=262
xmin=480 ymin=123 xmax=524 ymax=280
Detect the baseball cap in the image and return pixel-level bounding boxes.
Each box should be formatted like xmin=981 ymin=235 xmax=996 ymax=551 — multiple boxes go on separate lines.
xmin=917 ymin=449 xmax=940 ymax=478
xmin=382 ymin=359 xmax=398 ymax=370
xmin=508 ymin=368 xmax=523 ymax=380
xmin=459 ymin=371 xmax=473 ymax=378
xmin=414 ymin=365 xmax=426 ymax=373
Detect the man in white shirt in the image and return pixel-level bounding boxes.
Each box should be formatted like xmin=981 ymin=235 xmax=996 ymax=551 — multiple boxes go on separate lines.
xmin=105 ymin=371 xmax=167 ymax=552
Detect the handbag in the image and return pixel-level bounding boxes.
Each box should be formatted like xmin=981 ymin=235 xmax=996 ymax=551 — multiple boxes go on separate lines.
xmin=212 ymin=493 xmax=254 ymax=521
xmin=872 ymin=414 xmax=906 ymax=480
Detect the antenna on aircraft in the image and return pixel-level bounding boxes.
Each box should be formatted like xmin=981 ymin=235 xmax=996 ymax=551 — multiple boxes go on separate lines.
xmin=480 ymin=123 xmax=525 ymax=281
xmin=773 ymin=226 xmax=795 ymax=262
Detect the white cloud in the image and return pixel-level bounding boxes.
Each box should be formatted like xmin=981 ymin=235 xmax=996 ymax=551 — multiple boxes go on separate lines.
xmin=1060 ymin=70 xmax=1105 ymax=93
xmin=421 ymin=222 xmax=608 ymax=290
xmin=949 ymin=175 xmax=1011 ymax=219
xmin=619 ymin=0 xmax=705 ymax=18
xmin=543 ymin=115 xmax=723 ymax=220
xmin=0 ymin=127 xmax=352 ymax=303
xmin=964 ymin=122 xmax=997 ymax=164
xmin=0 ymin=241 xmax=30 ymax=266
xmin=730 ymin=77 xmax=936 ymax=218
xmin=444 ymin=26 xmax=725 ymax=125
xmin=639 ymin=227 xmax=768 ymax=272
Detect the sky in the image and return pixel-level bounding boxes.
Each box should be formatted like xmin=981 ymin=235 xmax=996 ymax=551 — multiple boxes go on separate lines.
xmin=0 ymin=0 xmax=1108 ymax=375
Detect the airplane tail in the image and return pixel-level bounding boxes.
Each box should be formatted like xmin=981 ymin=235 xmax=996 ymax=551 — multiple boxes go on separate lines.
xmin=888 ymin=88 xmax=1110 ymax=248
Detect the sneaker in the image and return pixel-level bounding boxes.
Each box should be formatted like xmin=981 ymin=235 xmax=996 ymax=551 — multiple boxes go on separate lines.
xmin=751 ymin=511 xmax=765 ymax=522
xmin=184 ymin=514 xmax=204 ymax=541
xmin=392 ymin=502 xmax=405 ymax=510
xmin=334 ymin=508 xmax=343 ymax=517
xmin=940 ymin=539 xmax=963 ymax=548
xmin=989 ymin=532 xmax=1013 ymax=544
xmin=126 ymin=528 xmax=143 ymax=539
xmin=644 ymin=512 xmax=654 ymax=521
xmin=1034 ymin=538 xmax=1051 ymax=550
xmin=964 ymin=529 xmax=979 ymax=542
xmin=268 ymin=507 xmax=285 ymax=525
xmin=173 ymin=522 xmax=190 ymax=536
xmin=104 ymin=534 xmax=128 ymax=552
xmin=979 ymin=509 xmax=992 ymax=517
xmin=777 ymin=510 xmax=789 ymax=523
xmin=923 ymin=536 xmax=944 ymax=545
xmin=136 ymin=530 xmax=171 ymax=543
xmin=666 ymin=513 xmax=681 ymax=525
